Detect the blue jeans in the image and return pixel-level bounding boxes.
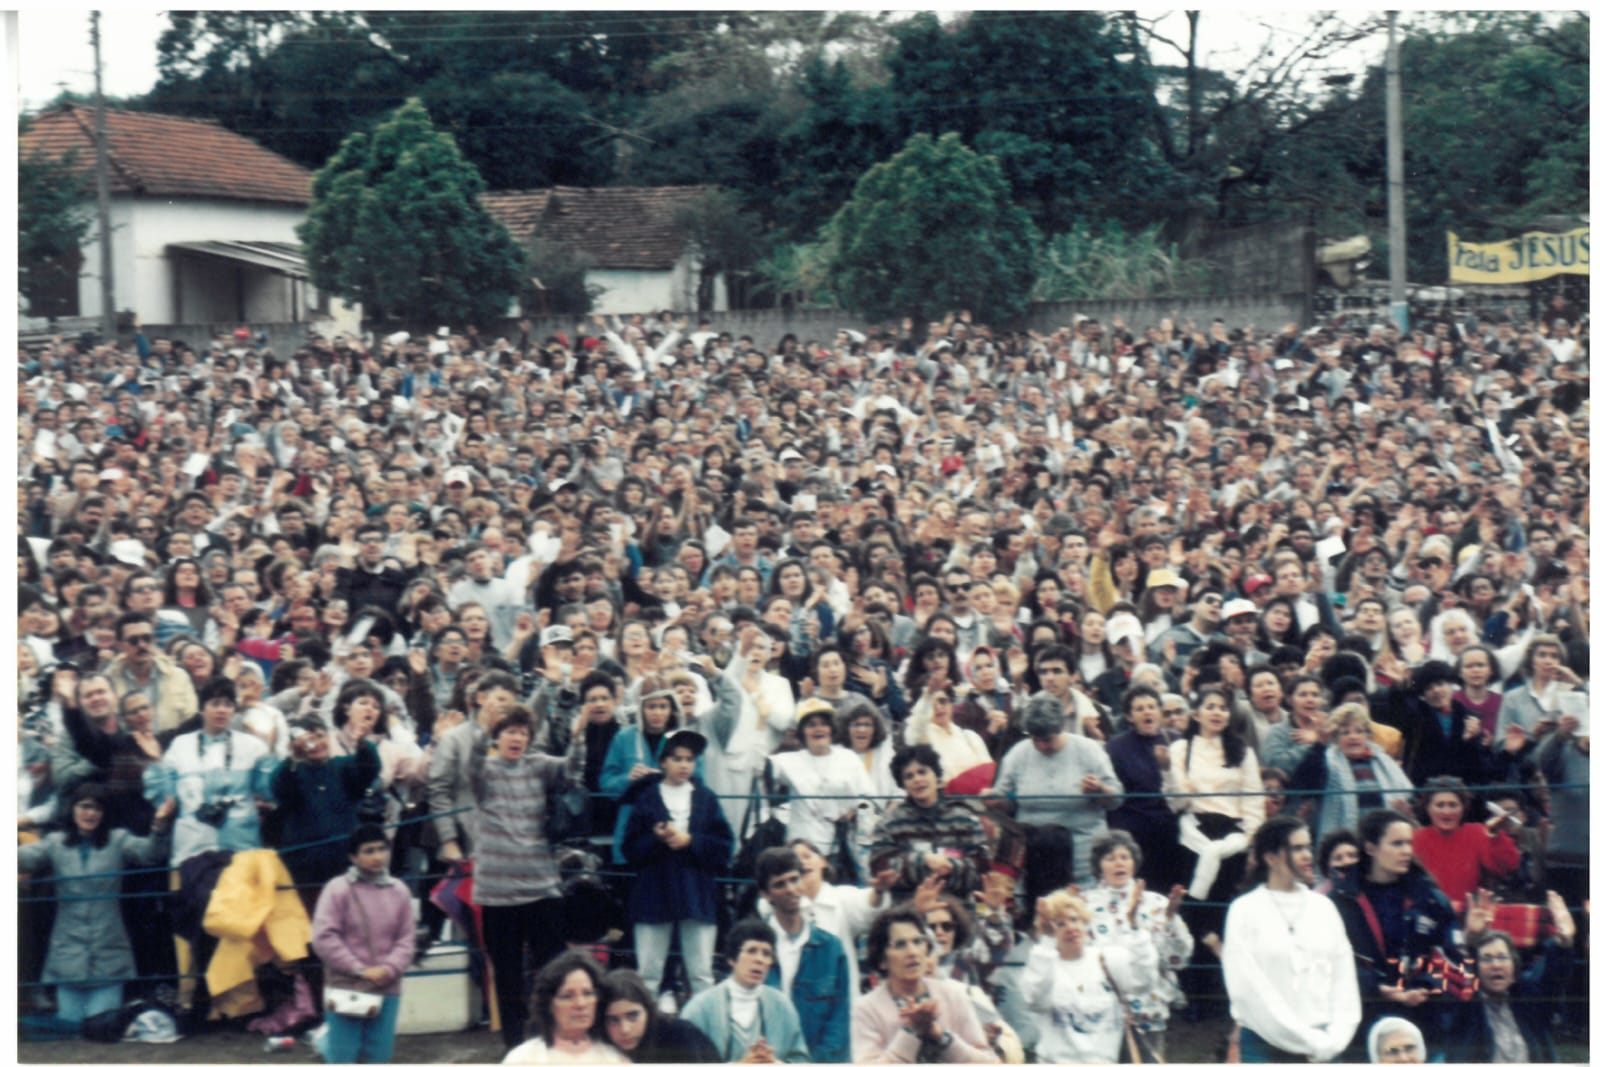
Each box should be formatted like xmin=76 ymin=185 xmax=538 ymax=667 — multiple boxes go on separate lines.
xmin=56 ymin=982 xmax=124 ymax=1024
xmin=1239 ymin=1027 xmax=1309 ymax=1063
xmin=321 ymin=994 xmax=401 ymax=1064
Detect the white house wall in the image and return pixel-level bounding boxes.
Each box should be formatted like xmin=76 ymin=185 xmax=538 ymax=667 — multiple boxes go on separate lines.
xmin=589 ymin=253 xmax=726 ymax=315
xmin=589 ymin=269 xmax=675 ymax=316
xmin=76 ymin=197 xmax=305 ymax=323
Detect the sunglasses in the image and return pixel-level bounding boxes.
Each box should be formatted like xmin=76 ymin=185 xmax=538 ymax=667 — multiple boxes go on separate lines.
xmin=123 ymin=633 xmax=155 ymax=645
xmin=927 ymin=921 xmax=957 ymax=933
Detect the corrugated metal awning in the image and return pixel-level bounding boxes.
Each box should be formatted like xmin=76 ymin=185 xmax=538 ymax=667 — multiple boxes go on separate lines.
xmin=167 ymin=240 xmax=308 ymax=279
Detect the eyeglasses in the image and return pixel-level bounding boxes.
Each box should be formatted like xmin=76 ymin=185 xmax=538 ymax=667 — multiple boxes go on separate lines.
xmin=128 ymin=583 xmax=158 ymax=593
xmin=1200 ymin=596 xmax=1224 ymax=606
xmin=358 ymin=535 xmax=384 ymax=545
xmin=123 ymin=633 xmax=155 ymax=645
xmin=437 ymin=637 xmax=466 ymax=646
xmin=889 ymin=937 xmax=932 ymax=951
xmin=1477 ymin=952 xmax=1515 ymax=964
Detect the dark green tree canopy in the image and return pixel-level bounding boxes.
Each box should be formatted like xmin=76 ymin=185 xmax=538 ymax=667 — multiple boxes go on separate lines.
xmin=297 ymin=98 xmax=526 ymax=324
xmin=823 ymin=132 xmax=1040 ymax=327
xmin=114 ymin=11 xmax=1589 ymax=292
xmin=18 ymin=137 xmax=93 ymax=318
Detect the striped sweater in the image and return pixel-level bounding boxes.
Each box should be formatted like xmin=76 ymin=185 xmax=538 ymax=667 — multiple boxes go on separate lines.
xmin=470 ymin=732 xmax=586 ymax=906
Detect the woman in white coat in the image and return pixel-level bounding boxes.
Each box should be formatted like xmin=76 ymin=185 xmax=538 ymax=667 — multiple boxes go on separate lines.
xmin=1222 ymin=815 xmax=1361 ymax=1063
xmin=701 ymin=627 xmax=795 ymax=833
xmin=1021 ymin=888 xmax=1158 ymax=1064
xmin=768 ymin=699 xmax=873 ymax=864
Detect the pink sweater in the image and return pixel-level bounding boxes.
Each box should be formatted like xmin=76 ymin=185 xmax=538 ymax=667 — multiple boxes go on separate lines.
xmin=311 ymin=872 xmax=417 ymax=997
xmin=851 ymin=978 xmax=999 ymax=1064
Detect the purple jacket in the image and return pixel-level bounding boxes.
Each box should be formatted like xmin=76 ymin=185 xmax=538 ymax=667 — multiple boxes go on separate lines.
xmin=312 ymin=871 xmax=416 ymax=997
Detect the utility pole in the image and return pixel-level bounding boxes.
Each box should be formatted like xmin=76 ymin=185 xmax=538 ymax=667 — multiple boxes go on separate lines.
xmin=92 ymin=11 xmax=116 ymax=342
xmin=1384 ymin=11 xmax=1408 ymax=333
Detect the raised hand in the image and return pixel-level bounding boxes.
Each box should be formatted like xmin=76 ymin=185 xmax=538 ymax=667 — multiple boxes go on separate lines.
xmin=1547 ymin=890 xmax=1578 ymax=945
xmin=1464 ymin=888 xmax=1497 ymax=942
xmin=912 ymin=871 xmax=949 ymax=912
xmin=977 ymin=870 xmax=1013 ymax=913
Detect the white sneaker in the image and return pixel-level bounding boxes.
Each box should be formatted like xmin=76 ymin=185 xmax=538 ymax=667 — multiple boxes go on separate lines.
xmin=656 ymin=992 xmax=677 ymax=1016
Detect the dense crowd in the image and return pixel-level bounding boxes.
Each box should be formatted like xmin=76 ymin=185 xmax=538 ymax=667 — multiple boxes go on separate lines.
xmin=16 ymin=302 xmax=1590 ymax=1063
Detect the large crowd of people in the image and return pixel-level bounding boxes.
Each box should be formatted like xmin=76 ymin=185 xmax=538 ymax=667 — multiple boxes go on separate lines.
xmin=16 ymin=303 xmax=1590 ymax=1063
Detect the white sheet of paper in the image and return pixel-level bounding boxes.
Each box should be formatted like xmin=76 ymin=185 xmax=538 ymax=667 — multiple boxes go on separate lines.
xmin=1557 ymin=691 xmax=1589 ymax=736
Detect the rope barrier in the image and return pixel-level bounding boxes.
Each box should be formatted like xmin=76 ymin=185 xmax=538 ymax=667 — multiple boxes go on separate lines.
xmin=19 ymin=777 xmax=1586 ymax=887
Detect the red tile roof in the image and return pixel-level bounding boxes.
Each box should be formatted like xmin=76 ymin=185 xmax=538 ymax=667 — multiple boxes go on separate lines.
xmin=20 ymin=105 xmax=313 ymax=206
xmin=479 ymin=190 xmax=554 ymax=245
xmin=481 ymin=185 xmax=714 ymax=271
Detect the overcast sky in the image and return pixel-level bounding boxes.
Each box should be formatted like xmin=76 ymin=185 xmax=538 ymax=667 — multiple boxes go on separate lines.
xmin=13 ymin=9 xmax=1397 ymax=116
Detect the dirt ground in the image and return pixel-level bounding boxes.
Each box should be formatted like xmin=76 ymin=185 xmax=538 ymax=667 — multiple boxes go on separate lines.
xmin=20 ymin=1026 xmax=508 ymax=1064
xmin=17 ymin=1013 xmax=1589 ymax=1063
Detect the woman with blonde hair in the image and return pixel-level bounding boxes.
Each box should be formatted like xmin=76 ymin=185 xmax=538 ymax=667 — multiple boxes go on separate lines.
xmin=1021 ymin=888 xmax=1158 ymax=1064
xmin=1287 ymin=704 xmax=1414 ymax=841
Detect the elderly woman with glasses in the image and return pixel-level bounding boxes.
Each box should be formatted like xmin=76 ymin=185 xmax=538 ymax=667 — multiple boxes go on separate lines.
xmin=1434 ymin=888 xmax=1578 ymax=1063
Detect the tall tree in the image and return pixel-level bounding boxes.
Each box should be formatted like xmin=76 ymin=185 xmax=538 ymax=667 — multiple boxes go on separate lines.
xmin=886 ymin=12 xmax=1185 ymax=235
xmin=1384 ymin=13 xmax=1589 ymax=279
xmin=298 ymin=98 xmax=526 ymax=324
xmin=18 ymin=142 xmax=93 ymax=318
xmin=770 ymin=57 xmax=897 ymax=242
xmin=1120 ymin=11 xmax=1386 ymax=236
xmin=822 ymin=132 xmax=1039 ymax=330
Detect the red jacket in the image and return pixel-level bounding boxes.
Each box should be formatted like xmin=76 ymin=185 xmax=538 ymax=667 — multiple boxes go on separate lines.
xmin=1412 ymin=822 xmax=1520 ymax=905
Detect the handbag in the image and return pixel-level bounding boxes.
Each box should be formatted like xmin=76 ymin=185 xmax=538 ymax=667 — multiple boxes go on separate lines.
xmin=1100 ymin=953 xmax=1164 ymax=1064
xmin=546 ymin=775 xmax=591 ymax=845
xmin=829 ymin=813 xmax=860 ymax=887
xmin=324 ymin=987 xmax=384 ymax=1019
xmin=730 ymin=763 xmax=788 ymax=883
xmin=325 ymin=886 xmax=387 ymax=1019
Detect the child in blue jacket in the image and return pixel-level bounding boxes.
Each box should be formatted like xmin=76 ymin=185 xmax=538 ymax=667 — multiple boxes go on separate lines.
xmin=621 ymin=729 xmax=733 ymax=1006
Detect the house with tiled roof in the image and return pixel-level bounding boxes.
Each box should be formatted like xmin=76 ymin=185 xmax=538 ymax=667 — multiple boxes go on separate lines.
xmin=481 ymin=184 xmax=727 ymax=314
xmin=20 ymin=104 xmax=335 ymax=328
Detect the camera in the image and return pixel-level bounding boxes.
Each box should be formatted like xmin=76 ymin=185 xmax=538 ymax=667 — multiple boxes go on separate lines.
xmin=195 ymin=797 xmax=236 ymax=828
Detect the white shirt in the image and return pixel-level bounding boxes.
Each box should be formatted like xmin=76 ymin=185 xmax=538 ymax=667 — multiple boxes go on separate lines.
xmin=773 ymin=919 xmax=809 ymax=997
xmin=1221 ymin=885 xmax=1361 ymax=1062
xmin=1021 ymin=937 xmax=1156 ymax=1065
xmin=660 ymin=778 xmax=694 ymax=833
xmin=768 ymin=746 xmax=873 ymax=852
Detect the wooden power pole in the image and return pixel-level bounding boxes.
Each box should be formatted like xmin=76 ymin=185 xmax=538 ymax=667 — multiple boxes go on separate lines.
xmin=92 ymin=11 xmax=116 ymax=341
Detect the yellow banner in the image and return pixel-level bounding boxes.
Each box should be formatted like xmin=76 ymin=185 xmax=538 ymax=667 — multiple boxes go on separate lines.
xmin=1449 ymin=227 xmax=1589 ymax=283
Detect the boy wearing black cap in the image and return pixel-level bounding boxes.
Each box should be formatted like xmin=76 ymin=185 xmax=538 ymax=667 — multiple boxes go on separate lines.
xmin=621 ymin=730 xmax=733 ymax=1011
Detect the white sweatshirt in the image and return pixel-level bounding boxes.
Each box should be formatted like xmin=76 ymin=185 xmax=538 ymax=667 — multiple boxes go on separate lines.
xmin=1221 ymin=884 xmax=1362 ymax=1062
